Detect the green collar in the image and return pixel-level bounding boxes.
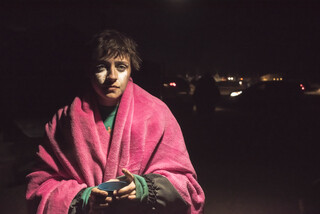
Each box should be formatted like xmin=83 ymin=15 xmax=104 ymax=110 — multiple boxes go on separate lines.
xmin=98 ymin=104 xmax=119 ymax=133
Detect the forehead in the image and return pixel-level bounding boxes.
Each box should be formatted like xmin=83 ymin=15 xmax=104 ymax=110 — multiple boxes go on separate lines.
xmin=96 ymin=54 xmax=130 ymax=63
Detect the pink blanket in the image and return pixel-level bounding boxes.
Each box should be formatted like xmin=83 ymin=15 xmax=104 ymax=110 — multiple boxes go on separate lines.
xmin=26 ymin=80 xmax=205 ymax=213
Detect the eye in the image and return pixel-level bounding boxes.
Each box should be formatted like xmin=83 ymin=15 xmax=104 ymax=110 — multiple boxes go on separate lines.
xmin=116 ymin=64 xmax=128 ymax=72
xmin=96 ymin=64 xmax=107 ymax=72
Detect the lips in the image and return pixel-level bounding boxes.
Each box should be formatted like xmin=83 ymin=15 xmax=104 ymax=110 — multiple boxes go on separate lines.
xmin=102 ymin=85 xmax=119 ymax=92
xmin=106 ymin=85 xmax=119 ymax=89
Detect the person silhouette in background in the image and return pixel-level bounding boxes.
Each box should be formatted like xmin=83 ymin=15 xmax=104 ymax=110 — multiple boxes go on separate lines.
xmin=194 ymin=72 xmax=221 ymax=124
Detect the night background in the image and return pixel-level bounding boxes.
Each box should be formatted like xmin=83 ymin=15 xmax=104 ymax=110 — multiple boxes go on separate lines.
xmin=1 ymin=0 xmax=320 ymax=213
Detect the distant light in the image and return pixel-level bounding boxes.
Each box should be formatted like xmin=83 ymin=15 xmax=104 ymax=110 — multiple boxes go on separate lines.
xmin=239 ymin=81 xmax=243 ymax=85
xmin=240 ymin=77 xmax=243 ymax=81
xmin=227 ymin=77 xmax=234 ymax=81
xmin=169 ymin=82 xmax=177 ymax=87
xmin=300 ymin=84 xmax=305 ymax=90
xmin=230 ymin=91 xmax=242 ymax=97
xmin=280 ymin=78 xmax=283 ymax=81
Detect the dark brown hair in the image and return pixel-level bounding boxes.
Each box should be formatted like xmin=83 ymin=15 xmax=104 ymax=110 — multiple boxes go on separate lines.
xmin=88 ymin=29 xmax=142 ymax=71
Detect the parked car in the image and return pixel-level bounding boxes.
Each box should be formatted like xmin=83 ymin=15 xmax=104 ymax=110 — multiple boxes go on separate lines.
xmin=217 ymin=80 xmax=247 ymax=96
xmin=161 ymin=76 xmax=190 ymax=97
xmin=229 ymin=80 xmax=306 ymax=112
xmin=161 ymin=76 xmax=194 ymax=117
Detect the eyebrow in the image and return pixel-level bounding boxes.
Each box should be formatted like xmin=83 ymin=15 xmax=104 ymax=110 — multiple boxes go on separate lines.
xmin=115 ymin=60 xmax=129 ymax=65
xmin=96 ymin=58 xmax=130 ymax=63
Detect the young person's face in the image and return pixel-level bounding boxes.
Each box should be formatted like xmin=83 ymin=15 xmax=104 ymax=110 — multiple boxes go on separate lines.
xmin=90 ymin=55 xmax=131 ymax=106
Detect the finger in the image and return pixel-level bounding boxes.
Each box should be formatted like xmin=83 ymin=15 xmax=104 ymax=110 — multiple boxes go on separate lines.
xmin=92 ymin=197 xmax=112 ymax=208
xmin=122 ymin=168 xmax=134 ymax=182
xmin=117 ymin=190 xmax=136 ymax=200
xmin=89 ymin=198 xmax=109 ymax=214
xmin=98 ymin=203 xmax=109 ymax=208
xmin=105 ymin=196 xmax=113 ymax=203
xmin=118 ymin=193 xmax=130 ymax=199
xmin=128 ymin=194 xmax=137 ymax=200
xmin=106 ymin=178 xmax=120 ymax=182
xmin=115 ymin=181 xmax=136 ymax=195
xmin=91 ymin=203 xmax=109 ymax=211
xmin=91 ymin=197 xmax=113 ymax=209
xmin=89 ymin=194 xmax=112 ymax=208
xmin=115 ymin=184 xmax=135 ymax=196
xmin=92 ymin=203 xmax=108 ymax=208
xmin=91 ymin=188 xmax=109 ymax=197
xmin=129 ymin=190 xmax=136 ymax=195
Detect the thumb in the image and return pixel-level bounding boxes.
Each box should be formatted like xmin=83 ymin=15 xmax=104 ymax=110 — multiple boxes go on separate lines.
xmin=122 ymin=168 xmax=134 ymax=182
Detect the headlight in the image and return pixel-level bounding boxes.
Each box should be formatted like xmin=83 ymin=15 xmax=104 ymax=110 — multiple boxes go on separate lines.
xmin=230 ymin=91 xmax=243 ymax=97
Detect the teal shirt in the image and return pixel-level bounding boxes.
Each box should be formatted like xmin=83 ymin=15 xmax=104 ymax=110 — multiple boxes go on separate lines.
xmin=98 ymin=104 xmax=119 ymax=133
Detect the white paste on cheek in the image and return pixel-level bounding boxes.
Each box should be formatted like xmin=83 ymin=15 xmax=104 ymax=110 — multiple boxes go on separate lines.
xmin=95 ymin=70 xmax=107 ymax=85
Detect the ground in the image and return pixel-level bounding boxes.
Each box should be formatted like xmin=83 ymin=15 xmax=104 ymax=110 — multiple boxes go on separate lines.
xmin=1 ymin=93 xmax=320 ymax=214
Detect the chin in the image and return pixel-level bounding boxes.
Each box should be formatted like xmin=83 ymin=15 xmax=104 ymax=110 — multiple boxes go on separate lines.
xmin=104 ymin=93 xmax=120 ymax=99
xmin=102 ymin=93 xmax=121 ymax=102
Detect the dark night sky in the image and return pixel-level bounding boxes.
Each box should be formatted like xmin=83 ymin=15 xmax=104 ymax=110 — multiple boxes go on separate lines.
xmin=1 ymin=0 xmax=320 ymax=78
xmin=1 ymin=0 xmax=320 ymax=117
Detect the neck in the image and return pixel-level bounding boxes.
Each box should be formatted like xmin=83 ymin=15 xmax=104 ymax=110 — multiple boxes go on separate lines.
xmin=98 ymin=97 xmax=119 ymax=107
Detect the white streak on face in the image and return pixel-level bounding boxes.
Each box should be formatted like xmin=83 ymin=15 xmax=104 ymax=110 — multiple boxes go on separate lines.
xmin=95 ymin=70 xmax=107 ymax=85
xmin=90 ymin=56 xmax=131 ymax=106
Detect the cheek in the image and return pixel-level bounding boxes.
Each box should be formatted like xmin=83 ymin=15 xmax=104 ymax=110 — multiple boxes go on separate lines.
xmin=119 ymin=73 xmax=130 ymax=88
xmin=95 ymin=72 xmax=107 ymax=84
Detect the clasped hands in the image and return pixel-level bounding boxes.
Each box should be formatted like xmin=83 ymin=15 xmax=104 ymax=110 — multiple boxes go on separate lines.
xmin=88 ymin=168 xmax=136 ymax=213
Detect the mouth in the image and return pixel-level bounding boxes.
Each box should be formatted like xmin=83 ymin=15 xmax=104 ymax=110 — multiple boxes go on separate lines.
xmin=108 ymin=85 xmax=119 ymax=88
xmin=105 ymin=85 xmax=119 ymax=90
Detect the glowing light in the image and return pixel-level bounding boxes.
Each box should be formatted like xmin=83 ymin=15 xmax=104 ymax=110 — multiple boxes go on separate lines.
xmin=239 ymin=81 xmax=243 ymax=85
xmin=230 ymin=91 xmax=243 ymax=97
xmin=227 ymin=77 xmax=234 ymax=81
xmin=240 ymin=78 xmax=243 ymax=81
xmin=169 ymin=82 xmax=177 ymax=87
xmin=300 ymin=84 xmax=305 ymax=90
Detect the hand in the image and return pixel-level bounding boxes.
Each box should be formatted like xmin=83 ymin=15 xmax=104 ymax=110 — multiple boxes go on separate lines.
xmin=88 ymin=187 xmax=112 ymax=213
xmin=88 ymin=169 xmax=136 ymax=213
xmin=114 ymin=168 xmax=137 ymax=200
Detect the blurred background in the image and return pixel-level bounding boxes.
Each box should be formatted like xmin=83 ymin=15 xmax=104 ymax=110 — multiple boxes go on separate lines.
xmin=1 ymin=0 xmax=320 ymax=213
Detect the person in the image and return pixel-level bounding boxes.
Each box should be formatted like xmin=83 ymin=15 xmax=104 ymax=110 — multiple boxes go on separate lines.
xmin=26 ymin=30 xmax=205 ymax=214
xmin=193 ymin=72 xmax=221 ymax=123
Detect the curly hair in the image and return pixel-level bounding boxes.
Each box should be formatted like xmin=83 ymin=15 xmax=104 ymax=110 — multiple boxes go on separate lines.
xmin=88 ymin=29 xmax=142 ymax=71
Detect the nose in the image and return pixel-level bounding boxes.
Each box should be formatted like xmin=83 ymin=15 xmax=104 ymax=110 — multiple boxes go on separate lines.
xmin=107 ymin=65 xmax=118 ymax=80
